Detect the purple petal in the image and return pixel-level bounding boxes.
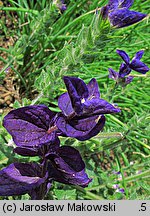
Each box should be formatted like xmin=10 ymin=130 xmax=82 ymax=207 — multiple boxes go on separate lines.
xmin=83 ymin=98 xmax=121 ymax=115
xmin=108 ymin=68 xmax=119 ymax=80
xmin=130 ymin=59 xmax=149 ymax=73
xmin=0 ymin=163 xmax=46 ymax=196
xmin=133 ymin=50 xmax=144 ymax=60
xmin=109 ymin=9 xmax=147 ymax=28
xmin=101 ymin=5 xmax=109 ymax=19
xmin=56 ymin=114 xmax=105 ymax=141
xmin=124 ymin=76 xmax=134 ymax=85
xmin=87 ymin=78 xmax=100 ymax=98
xmin=60 ymin=4 xmax=67 ymax=11
xmin=63 ymin=76 xmax=89 ymax=115
xmin=58 ymin=92 xmax=74 ymax=116
xmin=14 ymin=135 xmax=60 ymax=157
xmin=57 ymin=146 xmax=85 ymax=171
xmin=56 ymin=0 xmax=67 ymax=11
xmin=14 ymin=146 xmax=39 ymax=156
xmin=118 ymin=0 xmax=134 ymax=9
xmin=116 ymin=49 xmax=130 ymax=64
xmin=107 ymin=0 xmax=134 ymax=11
xmin=108 ymin=0 xmax=119 ymax=10
xmin=3 ymin=105 xmax=57 ymax=147
xmin=29 ymin=181 xmax=51 ymax=200
xmin=119 ymin=63 xmax=131 ymax=77
xmin=47 ymin=146 xmax=92 ymax=187
xmin=118 ymin=188 xmax=125 ymax=193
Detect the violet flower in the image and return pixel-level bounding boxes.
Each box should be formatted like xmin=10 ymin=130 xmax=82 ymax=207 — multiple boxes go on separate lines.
xmin=56 ymin=76 xmax=120 ymax=140
xmin=101 ymin=0 xmax=147 ymax=28
xmin=0 ymin=146 xmax=91 ymax=199
xmin=116 ymin=49 xmax=150 ymax=74
xmin=109 ymin=67 xmax=134 ymax=86
xmin=116 ymin=188 xmax=125 ymax=193
xmin=109 ymin=49 xmax=149 ymax=86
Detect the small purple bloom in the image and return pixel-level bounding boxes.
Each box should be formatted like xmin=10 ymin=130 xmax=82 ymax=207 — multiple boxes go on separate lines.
xmin=116 ymin=188 xmax=125 ymax=193
xmin=109 ymin=68 xmax=119 ymax=81
xmin=117 ymin=49 xmax=149 ymax=74
xmin=112 ymin=184 xmax=119 ymax=189
xmin=112 ymin=170 xmax=121 ymax=175
xmin=101 ymin=0 xmax=147 ymax=28
xmin=109 ymin=49 xmax=149 ymax=86
xmin=109 ymin=67 xmax=134 ymax=86
xmin=54 ymin=0 xmax=67 ymax=11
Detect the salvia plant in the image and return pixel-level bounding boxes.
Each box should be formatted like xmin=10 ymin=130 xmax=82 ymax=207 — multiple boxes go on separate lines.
xmin=0 ymin=0 xmax=149 ymax=200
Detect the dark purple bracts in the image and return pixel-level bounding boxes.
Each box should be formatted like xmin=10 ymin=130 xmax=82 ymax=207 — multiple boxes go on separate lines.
xmin=57 ymin=76 xmax=120 ymax=140
xmin=101 ymin=0 xmax=147 ymax=28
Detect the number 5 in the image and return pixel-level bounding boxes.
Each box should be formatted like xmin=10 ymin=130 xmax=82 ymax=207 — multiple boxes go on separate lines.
xmin=141 ymin=203 xmax=146 ymax=211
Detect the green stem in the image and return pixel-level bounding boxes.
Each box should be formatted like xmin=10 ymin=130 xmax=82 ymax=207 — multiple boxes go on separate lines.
xmin=0 ymin=59 xmax=14 ymax=74
xmin=132 ymin=131 xmax=150 ymax=139
xmin=120 ymin=169 xmax=150 ymax=183
xmin=11 ymin=66 xmax=28 ymax=91
xmin=73 ymin=185 xmax=104 ymax=200
xmin=108 ymin=114 xmax=129 ymax=130
xmin=130 ymin=137 xmax=150 ymax=150
xmin=0 ymin=47 xmax=11 ymax=53
xmin=102 ymin=138 xmax=125 ymax=150
xmin=0 ymin=6 xmax=39 ymax=15
xmin=96 ymin=132 xmax=123 ymax=139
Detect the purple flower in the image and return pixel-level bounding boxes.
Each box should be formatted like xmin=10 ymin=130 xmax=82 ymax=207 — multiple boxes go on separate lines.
xmin=117 ymin=49 xmax=150 ymax=74
xmin=0 ymin=146 xmax=91 ymax=199
xmin=116 ymin=188 xmax=125 ymax=193
xmin=109 ymin=67 xmax=134 ymax=86
xmin=109 ymin=49 xmax=149 ymax=86
xmin=59 ymin=77 xmax=120 ymax=116
xmin=101 ymin=0 xmax=147 ymax=28
xmin=112 ymin=184 xmax=119 ymax=189
xmin=57 ymin=76 xmax=120 ymax=140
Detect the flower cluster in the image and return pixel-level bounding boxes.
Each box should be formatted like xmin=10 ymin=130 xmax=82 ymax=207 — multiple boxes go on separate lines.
xmin=109 ymin=50 xmax=149 ymax=86
xmin=0 ymin=76 xmax=120 ymax=199
xmin=101 ymin=0 xmax=147 ymax=28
